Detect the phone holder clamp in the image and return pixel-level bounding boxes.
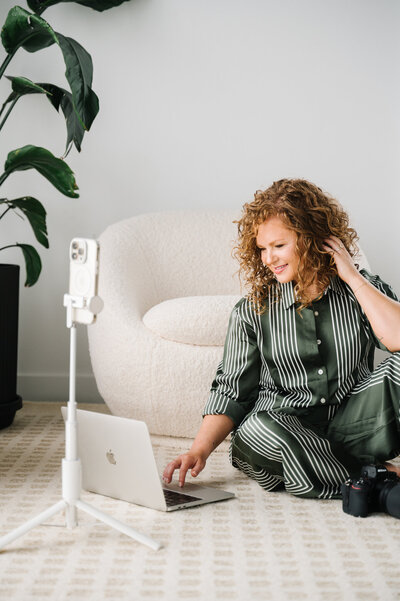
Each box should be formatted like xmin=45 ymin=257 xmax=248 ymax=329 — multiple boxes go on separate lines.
xmin=63 ymin=293 xmax=104 ymax=328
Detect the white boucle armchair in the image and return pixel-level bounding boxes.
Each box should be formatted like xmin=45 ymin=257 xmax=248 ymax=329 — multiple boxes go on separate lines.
xmin=87 ymin=211 xmax=242 ymax=438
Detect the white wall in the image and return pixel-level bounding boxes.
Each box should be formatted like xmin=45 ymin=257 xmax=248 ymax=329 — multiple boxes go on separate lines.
xmin=0 ymin=0 xmax=399 ymax=402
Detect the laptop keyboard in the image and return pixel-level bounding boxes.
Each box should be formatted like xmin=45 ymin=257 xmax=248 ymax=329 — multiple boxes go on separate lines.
xmin=163 ymin=488 xmax=202 ymax=507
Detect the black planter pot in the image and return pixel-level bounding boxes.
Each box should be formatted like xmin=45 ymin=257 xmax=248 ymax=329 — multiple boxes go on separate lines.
xmin=0 ymin=264 xmax=22 ymax=429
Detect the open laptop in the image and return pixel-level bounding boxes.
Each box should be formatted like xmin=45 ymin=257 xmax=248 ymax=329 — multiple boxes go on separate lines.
xmin=61 ymin=408 xmax=235 ymax=511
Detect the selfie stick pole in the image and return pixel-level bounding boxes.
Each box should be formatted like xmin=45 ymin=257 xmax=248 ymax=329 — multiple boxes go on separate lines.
xmin=0 ymin=294 xmax=162 ymax=552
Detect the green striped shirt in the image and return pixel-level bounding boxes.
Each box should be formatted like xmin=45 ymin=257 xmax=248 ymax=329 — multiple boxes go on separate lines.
xmin=204 ymin=269 xmax=399 ymax=428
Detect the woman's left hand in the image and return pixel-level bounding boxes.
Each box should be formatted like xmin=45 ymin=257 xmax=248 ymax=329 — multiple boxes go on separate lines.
xmin=322 ymin=236 xmax=359 ymax=285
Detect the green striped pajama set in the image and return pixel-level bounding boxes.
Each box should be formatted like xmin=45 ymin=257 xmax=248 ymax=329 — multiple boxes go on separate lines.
xmin=203 ymin=269 xmax=400 ymax=499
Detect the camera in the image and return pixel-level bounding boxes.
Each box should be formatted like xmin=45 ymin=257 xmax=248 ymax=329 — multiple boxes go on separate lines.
xmin=341 ymin=464 xmax=400 ymax=518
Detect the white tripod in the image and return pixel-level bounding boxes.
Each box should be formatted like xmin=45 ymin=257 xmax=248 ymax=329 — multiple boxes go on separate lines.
xmin=0 ymin=293 xmax=161 ymax=552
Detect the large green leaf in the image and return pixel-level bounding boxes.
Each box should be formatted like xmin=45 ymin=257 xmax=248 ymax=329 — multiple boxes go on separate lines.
xmin=8 ymin=197 xmax=49 ymax=248
xmin=27 ymin=0 xmax=131 ymax=15
xmin=16 ymin=243 xmax=42 ymax=286
xmin=39 ymin=83 xmax=85 ymax=153
xmin=1 ymin=6 xmax=57 ymax=54
xmin=0 ymin=77 xmax=51 ymax=128
xmin=56 ymin=34 xmax=99 ymax=131
xmin=1 ymin=8 xmax=99 ymax=131
xmin=4 ymin=146 xmax=79 ymax=198
xmin=0 ymin=80 xmax=84 ymax=153
xmin=5 ymin=76 xmax=50 ymax=98
xmin=0 ymin=77 xmax=50 ymax=118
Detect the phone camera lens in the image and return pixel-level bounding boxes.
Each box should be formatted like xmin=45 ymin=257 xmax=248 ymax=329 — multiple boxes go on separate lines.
xmin=72 ymin=253 xmax=78 ymax=260
xmin=72 ymin=242 xmax=79 ymax=250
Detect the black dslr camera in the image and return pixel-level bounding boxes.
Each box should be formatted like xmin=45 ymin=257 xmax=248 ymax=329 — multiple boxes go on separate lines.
xmin=341 ymin=464 xmax=400 ymax=518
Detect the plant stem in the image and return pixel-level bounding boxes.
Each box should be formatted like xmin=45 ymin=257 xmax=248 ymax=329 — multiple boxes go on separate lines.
xmin=0 ymin=96 xmax=19 ymax=132
xmin=0 ymin=205 xmax=11 ymax=220
xmin=0 ymin=100 xmax=8 ymax=121
xmin=0 ymin=244 xmax=16 ymax=252
xmin=0 ymin=53 xmax=14 ymax=81
xmin=0 ymin=172 xmax=10 ymax=187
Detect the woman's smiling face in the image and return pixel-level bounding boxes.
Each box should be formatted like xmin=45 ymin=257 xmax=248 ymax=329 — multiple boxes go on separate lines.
xmin=256 ymin=216 xmax=299 ymax=284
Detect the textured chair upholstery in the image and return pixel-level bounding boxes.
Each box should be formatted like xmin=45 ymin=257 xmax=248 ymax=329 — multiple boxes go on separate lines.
xmin=88 ymin=210 xmax=370 ymax=438
xmin=88 ymin=211 xmax=241 ymax=438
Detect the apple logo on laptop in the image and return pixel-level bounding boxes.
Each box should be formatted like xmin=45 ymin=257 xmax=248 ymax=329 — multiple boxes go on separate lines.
xmin=106 ymin=449 xmax=116 ymax=465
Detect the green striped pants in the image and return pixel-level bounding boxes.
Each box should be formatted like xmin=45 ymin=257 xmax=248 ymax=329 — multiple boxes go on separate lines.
xmin=229 ymin=352 xmax=400 ymax=499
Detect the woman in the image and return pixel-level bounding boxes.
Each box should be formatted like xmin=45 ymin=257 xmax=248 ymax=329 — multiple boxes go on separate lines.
xmin=163 ymin=179 xmax=400 ymax=499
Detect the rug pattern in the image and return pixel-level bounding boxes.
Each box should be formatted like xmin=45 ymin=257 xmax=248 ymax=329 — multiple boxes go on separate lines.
xmin=0 ymin=403 xmax=399 ymax=601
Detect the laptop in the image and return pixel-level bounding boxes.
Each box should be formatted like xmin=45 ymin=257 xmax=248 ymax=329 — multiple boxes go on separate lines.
xmin=61 ymin=408 xmax=235 ymax=511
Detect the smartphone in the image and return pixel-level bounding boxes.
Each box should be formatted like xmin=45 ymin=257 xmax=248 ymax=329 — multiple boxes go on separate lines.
xmin=68 ymin=238 xmax=99 ymax=324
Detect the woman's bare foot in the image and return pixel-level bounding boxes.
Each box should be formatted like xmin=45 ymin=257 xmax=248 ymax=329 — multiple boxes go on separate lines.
xmin=384 ymin=462 xmax=400 ymax=477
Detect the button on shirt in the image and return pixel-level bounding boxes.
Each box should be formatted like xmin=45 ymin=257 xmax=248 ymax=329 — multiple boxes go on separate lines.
xmin=204 ymin=270 xmax=399 ymax=428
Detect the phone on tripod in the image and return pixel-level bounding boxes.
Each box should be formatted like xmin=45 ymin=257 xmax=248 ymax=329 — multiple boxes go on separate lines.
xmin=69 ymin=238 xmax=100 ymax=324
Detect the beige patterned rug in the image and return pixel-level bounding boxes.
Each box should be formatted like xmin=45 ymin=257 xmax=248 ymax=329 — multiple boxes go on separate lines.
xmin=0 ymin=402 xmax=399 ymax=601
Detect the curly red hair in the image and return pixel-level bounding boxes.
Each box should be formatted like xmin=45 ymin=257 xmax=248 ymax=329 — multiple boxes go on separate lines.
xmin=234 ymin=178 xmax=359 ymax=312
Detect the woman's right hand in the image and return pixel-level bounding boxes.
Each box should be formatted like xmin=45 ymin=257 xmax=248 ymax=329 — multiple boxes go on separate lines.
xmin=162 ymin=414 xmax=234 ymax=488
xmin=162 ymin=452 xmax=207 ymax=488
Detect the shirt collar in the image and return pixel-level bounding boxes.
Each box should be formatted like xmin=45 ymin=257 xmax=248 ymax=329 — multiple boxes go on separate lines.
xmin=280 ymin=276 xmax=347 ymax=310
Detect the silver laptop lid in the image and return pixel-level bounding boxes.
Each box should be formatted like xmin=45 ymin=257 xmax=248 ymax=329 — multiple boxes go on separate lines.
xmin=61 ymin=408 xmax=167 ymax=511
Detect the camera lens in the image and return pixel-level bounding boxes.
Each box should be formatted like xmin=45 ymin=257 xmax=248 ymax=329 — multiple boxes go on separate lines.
xmin=379 ymin=481 xmax=400 ymax=519
xmin=72 ymin=253 xmax=78 ymax=260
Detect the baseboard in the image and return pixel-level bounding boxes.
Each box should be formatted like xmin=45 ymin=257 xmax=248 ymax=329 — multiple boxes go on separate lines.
xmin=17 ymin=373 xmax=103 ymax=403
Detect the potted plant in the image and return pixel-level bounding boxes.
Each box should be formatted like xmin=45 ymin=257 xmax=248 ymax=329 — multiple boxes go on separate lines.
xmin=0 ymin=0 xmax=131 ymax=428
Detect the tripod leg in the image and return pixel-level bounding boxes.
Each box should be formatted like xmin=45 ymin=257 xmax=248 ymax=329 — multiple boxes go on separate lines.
xmin=75 ymin=499 xmax=162 ymax=551
xmin=0 ymin=500 xmax=67 ymax=551
xmin=65 ymin=504 xmax=78 ymax=529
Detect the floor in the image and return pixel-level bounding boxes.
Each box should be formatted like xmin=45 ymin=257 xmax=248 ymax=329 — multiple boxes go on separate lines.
xmin=0 ymin=401 xmax=399 ymax=601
